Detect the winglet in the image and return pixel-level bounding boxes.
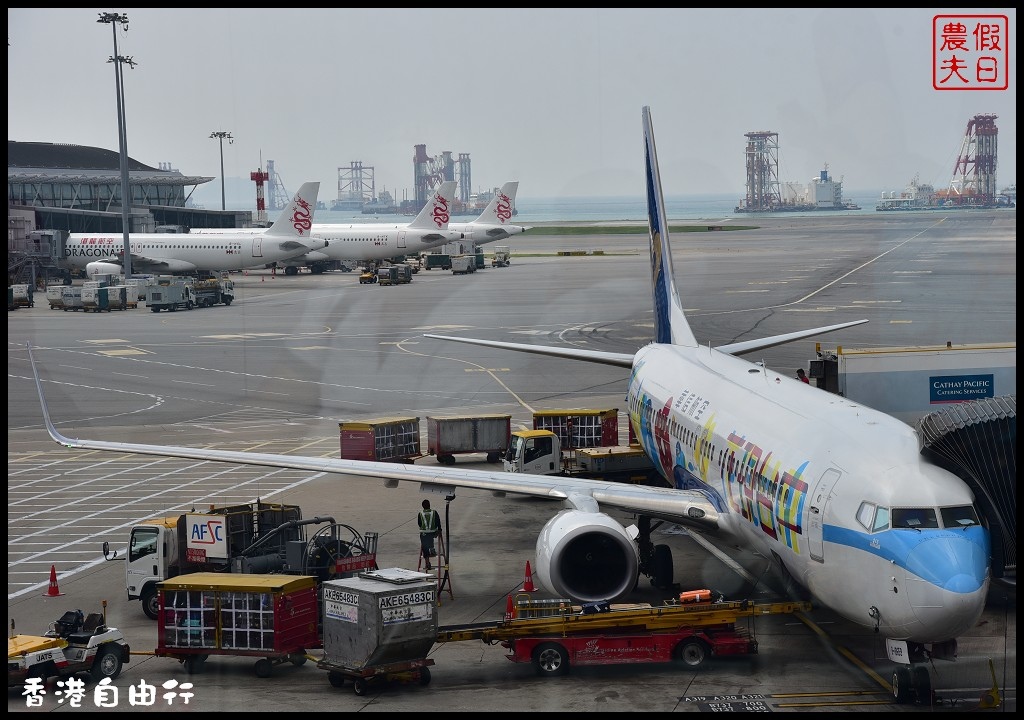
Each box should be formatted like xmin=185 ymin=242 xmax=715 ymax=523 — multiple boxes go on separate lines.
xmin=27 ymin=344 xmax=77 ymax=448
xmin=265 ymin=181 xmax=320 ymax=238
xmin=408 ymin=180 xmax=456 ymax=231
xmin=643 ymin=107 xmax=696 ymax=347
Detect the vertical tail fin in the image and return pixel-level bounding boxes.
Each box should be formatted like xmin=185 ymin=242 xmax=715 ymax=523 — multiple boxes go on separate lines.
xmin=408 ymin=180 xmax=456 ymax=230
xmin=475 ymin=181 xmax=518 ymax=225
xmin=644 ymin=107 xmax=697 ymax=347
xmin=265 ymin=181 xmax=320 ymax=238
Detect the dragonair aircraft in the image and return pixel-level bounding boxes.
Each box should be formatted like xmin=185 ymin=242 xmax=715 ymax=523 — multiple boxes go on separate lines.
xmin=66 ymin=182 xmax=325 ymax=277
xmin=30 ymin=107 xmax=989 ymax=704
xmin=191 ymin=180 xmax=464 ymax=275
xmin=447 ymin=181 xmax=530 ymax=244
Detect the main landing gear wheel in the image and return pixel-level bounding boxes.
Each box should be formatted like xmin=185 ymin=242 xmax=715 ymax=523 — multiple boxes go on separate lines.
xmin=911 ymin=665 xmax=932 ymax=704
xmin=892 ymin=666 xmax=913 ymax=704
xmin=328 ymin=671 xmax=345 ymax=688
xmin=532 ymin=642 xmax=569 ymax=677
xmin=651 ymin=544 xmax=674 ymax=589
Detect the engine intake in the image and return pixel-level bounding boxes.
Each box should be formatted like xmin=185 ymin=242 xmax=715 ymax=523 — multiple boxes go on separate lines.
xmin=534 ymin=509 xmax=639 ymax=603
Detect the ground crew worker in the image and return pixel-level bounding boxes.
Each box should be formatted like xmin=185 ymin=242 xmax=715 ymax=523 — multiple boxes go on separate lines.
xmin=418 ymin=499 xmax=441 ymax=570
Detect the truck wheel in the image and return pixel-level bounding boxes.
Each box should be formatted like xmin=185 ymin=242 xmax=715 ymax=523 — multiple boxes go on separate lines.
xmin=183 ymin=655 xmax=208 ymax=675
xmin=328 ymin=671 xmax=346 ymax=688
xmin=418 ymin=666 xmax=431 ymax=685
xmin=486 ymin=452 xmax=501 ymax=464
xmin=151 ymin=307 xmax=160 ymax=312
xmin=674 ymin=639 xmax=709 ymax=669
xmin=289 ymin=652 xmax=308 ymax=666
xmin=91 ymin=645 xmax=124 ymax=682
xmin=222 ymin=298 xmax=232 ymax=306
xmin=439 ymin=454 xmax=456 ymax=465
xmin=532 ymin=642 xmax=569 ymax=677
xmin=651 ymin=544 xmax=674 ymax=589
xmin=352 ymin=677 xmax=368 ymax=695
xmin=254 ymin=658 xmax=273 ymax=678
xmin=141 ymin=587 xmax=160 ymax=620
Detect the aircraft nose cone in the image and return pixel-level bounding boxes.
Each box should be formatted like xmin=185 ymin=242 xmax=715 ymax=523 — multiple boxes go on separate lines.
xmin=904 ymin=534 xmax=989 ymax=639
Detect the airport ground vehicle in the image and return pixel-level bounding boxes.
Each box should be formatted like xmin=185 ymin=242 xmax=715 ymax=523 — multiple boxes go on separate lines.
xmin=155 ymin=573 xmax=319 ymax=677
xmin=148 ymin=276 xmax=233 ymax=312
xmin=193 ymin=277 xmax=234 ymax=307
xmin=809 ymin=341 xmax=1016 ymax=423
xmin=113 ymin=501 xmax=378 ymax=619
xmin=358 ymin=269 xmax=377 ymax=284
xmin=491 ymin=246 xmax=511 ymax=267
xmin=377 ymin=265 xmax=399 ymax=285
xmin=8 ymin=607 xmax=130 ymax=688
xmin=339 ymin=416 xmax=421 ymax=462
xmin=427 ymin=414 xmax=510 ymax=464
xmin=504 ymin=429 xmax=662 ymax=485
xmin=450 ymin=255 xmax=475 ymax=275
xmin=436 ymin=595 xmax=809 ymax=676
xmin=422 ymin=253 xmax=451 ymax=270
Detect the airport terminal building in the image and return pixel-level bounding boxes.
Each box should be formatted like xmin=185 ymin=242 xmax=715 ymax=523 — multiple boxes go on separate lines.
xmin=8 ymin=140 xmax=250 ymax=285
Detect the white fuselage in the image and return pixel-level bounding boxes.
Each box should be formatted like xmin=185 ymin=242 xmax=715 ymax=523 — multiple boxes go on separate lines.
xmin=625 ymin=343 xmax=990 ymax=643
xmin=64 ymin=233 xmax=322 ymax=274
xmin=191 ymin=223 xmax=464 ymax=263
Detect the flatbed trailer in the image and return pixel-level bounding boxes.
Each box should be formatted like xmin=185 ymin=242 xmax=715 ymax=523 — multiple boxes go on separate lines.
xmin=436 ymin=597 xmax=810 ymax=676
xmin=317 ymin=656 xmax=435 ymax=695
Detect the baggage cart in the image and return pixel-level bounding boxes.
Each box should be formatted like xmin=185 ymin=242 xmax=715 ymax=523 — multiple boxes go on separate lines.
xmin=155 ymin=572 xmax=320 ymax=677
xmin=339 ymin=416 xmax=421 ymax=462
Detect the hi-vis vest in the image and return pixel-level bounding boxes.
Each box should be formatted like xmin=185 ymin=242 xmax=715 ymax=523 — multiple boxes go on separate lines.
xmin=419 ymin=509 xmax=439 ymax=534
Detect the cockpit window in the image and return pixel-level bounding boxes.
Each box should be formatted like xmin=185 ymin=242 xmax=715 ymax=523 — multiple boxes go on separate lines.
xmin=855 ymin=502 xmax=890 ymax=533
xmin=940 ymin=505 xmax=981 ymax=528
xmin=891 ymin=507 xmax=939 ymax=529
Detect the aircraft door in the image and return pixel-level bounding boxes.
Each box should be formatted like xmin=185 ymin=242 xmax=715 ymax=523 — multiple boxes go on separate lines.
xmin=251 ymin=238 xmax=264 ymax=259
xmin=807 ymin=467 xmax=842 ymax=562
xmin=398 ymin=231 xmax=407 ymax=250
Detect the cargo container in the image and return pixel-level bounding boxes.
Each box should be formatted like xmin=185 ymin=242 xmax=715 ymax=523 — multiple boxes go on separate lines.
xmin=10 ymin=284 xmax=34 ymax=308
xmin=339 ymin=416 xmax=421 ymax=462
xmin=532 ymin=408 xmax=619 ymax=449
xmin=450 ymin=255 xmax=474 ymax=275
xmin=156 ymin=572 xmax=320 ymax=677
xmin=426 ymin=414 xmax=511 ymax=464
xmin=317 ymin=569 xmax=436 ymax=694
xmin=46 ymin=285 xmax=68 ymax=309
xmin=377 ymin=266 xmax=399 ymax=286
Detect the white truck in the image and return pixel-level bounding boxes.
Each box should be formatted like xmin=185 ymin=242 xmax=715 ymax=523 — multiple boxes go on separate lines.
xmin=809 ymin=341 xmax=1016 ymax=424
xmin=111 ymin=501 xmax=378 ymax=619
xmin=148 ymin=278 xmax=196 ymax=312
xmin=450 ymin=255 xmax=475 ymax=275
xmin=504 ymin=429 xmax=663 ymax=486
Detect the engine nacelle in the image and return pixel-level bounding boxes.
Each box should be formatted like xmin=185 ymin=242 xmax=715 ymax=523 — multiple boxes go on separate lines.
xmin=85 ymin=261 xmax=124 ymax=277
xmin=534 ymin=509 xmax=639 ymax=603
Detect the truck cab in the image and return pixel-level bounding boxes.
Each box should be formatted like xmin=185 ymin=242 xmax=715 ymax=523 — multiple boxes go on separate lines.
xmin=504 ymin=430 xmax=561 ymax=474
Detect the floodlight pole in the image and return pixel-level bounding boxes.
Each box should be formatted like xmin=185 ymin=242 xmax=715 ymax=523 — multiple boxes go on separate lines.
xmin=210 ymin=131 xmax=234 ymax=211
xmin=98 ymin=12 xmax=134 ymax=278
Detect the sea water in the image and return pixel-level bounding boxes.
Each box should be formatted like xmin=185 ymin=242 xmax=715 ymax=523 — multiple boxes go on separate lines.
xmin=309 ymin=191 xmax=883 ymax=225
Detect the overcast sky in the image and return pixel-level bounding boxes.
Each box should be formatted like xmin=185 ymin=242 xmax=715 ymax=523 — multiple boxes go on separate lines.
xmin=8 ymin=8 xmax=1017 ymax=204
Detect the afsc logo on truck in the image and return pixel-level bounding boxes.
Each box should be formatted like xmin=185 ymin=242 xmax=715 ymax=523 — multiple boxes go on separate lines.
xmin=184 ymin=513 xmax=227 ymax=562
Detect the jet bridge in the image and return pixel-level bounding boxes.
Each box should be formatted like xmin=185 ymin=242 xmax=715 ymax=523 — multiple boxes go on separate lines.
xmin=917 ymin=395 xmax=1016 ymax=588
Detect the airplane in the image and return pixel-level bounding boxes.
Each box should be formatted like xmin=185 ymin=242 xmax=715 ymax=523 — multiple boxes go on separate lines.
xmin=191 ymin=180 xmax=464 ymax=275
xmin=446 ymin=181 xmax=530 ymax=245
xmin=66 ymin=182 xmax=326 ymax=278
xmin=30 ymin=106 xmax=990 ymax=703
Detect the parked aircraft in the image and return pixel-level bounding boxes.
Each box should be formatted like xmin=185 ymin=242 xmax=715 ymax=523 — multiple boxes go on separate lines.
xmin=65 ymin=182 xmax=324 ymax=277
xmin=447 ymin=181 xmax=529 ymax=244
xmin=192 ymin=181 xmax=463 ymax=275
xmin=30 ymin=107 xmax=989 ymax=704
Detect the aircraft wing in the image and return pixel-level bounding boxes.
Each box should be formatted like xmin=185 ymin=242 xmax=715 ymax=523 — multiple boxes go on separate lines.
xmin=422 ymin=334 xmax=635 ymax=368
xmin=119 ymin=252 xmax=197 ymax=274
xmin=28 ymin=345 xmax=716 ymax=531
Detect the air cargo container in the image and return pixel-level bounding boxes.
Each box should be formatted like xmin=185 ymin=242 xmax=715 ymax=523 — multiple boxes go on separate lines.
xmin=156 ymin=572 xmax=320 ymax=677
xmin=426 ymin=414 xmax=511 ymax=464
xmin=339 ymin=416 xmax=421 ymax=462
xmin=531 ymin=408 xmax=619 ymax=449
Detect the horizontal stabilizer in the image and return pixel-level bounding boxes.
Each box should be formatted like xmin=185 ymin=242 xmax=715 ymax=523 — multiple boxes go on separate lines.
xmin=714 ymin=319 xmax=869 ymax=356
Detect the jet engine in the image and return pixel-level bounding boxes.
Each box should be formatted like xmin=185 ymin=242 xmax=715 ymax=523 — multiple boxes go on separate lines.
xmin=85 ymin=261 xmax=124 ymax=277
xmin=533 ymin=509 xmax=639 ymax=603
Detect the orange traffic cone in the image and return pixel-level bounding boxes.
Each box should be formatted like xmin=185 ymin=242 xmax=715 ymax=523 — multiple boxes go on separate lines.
xmin=521 ymin=561 xmax=535 ymax=592
xmin=43 ymin=565 xmax=63 ymax=597
xmin=504 ymin=594 xmax=515 ymax=621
